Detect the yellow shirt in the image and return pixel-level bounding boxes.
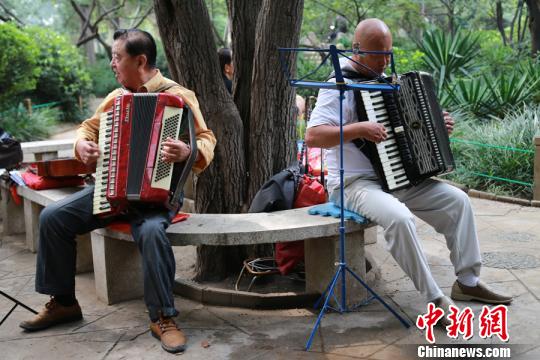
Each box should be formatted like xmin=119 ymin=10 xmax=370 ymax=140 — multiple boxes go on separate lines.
xmin=75 ymin=70 xmax=216 ymax=174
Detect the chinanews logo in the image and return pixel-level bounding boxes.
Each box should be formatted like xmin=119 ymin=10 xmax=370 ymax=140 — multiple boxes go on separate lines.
xmin=416 ymin=303 xmax=509 ymax=343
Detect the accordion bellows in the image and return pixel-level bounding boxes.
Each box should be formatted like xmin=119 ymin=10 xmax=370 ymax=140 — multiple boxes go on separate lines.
xmin=358 ymin=71 xmax=455 ymax=192
xmin=93 ymin=93 xmax=196 ymax=216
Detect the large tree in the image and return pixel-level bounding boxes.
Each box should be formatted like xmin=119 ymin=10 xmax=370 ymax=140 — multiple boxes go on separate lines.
xmin=526 ymin=0 xmax=540 ymax=55
xmin=154 ymin=0 xmax=304 ymax=280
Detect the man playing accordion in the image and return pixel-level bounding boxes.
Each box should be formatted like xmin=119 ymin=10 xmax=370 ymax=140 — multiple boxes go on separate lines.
xmin=20 ymin=29 xmax=216 ymax=354
xmin=305 ymin=18 xmax=512 ymax=325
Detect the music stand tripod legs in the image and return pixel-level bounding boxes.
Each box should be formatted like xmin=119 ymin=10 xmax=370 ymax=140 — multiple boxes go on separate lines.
xmin=0 ymin=290 xmax=37 ymax=327
xmin=303 ymin=47 xmax=410 ymax=350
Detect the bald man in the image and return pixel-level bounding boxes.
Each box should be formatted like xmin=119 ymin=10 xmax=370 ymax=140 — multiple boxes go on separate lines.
xmin=306 ymin=18 xmax=511 ymax=324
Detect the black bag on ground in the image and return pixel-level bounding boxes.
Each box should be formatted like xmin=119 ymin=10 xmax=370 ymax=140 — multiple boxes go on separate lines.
xmin=248 ymin=165 xmax=302 ymax=213
xmin=0 ymin=128 xmax=23 ymax=169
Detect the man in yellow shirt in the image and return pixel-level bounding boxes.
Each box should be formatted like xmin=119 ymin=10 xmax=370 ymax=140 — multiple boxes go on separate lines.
xmin=20 ymin=29 xmax=216 ymax=354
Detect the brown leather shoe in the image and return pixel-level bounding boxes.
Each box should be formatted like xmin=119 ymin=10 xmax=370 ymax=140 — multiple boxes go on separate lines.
xmin=19 ymin=297 xmax=82 ymax=331
xmin=451 ymin=280 xmax=513 ymax=304
xmin=150 ymin=316 xmax=186 ymax=354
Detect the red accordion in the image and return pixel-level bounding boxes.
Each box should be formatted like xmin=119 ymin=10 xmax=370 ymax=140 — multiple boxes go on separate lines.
xmin=93 ymin=93 xmax=196 ymax=217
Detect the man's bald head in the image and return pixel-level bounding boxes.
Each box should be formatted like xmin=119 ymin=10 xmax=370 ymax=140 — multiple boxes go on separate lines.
xmin=353 ymin=19 xmax=392 ymax=49
xmin=351 ymin=18 xmax=393 ymax=76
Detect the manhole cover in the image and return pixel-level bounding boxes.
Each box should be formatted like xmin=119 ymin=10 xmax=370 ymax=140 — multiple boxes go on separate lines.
xmin=482 ymin=252 xmax=540 ymax=269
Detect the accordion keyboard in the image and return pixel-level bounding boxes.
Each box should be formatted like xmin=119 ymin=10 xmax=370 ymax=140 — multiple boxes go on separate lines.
xmin=93 ymin=111 xmax=114 ymax=215
xmin=361 ymin=90 xmax=410 ymax=191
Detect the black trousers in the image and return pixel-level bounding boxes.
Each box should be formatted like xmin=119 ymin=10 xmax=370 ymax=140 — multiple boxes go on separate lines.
xmin=35 ymin=186 xmax=178 ymax=321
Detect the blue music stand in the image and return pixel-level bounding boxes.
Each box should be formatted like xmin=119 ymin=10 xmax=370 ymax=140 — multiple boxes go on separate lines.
xmin=278 ymin=45 xmax=411 ymax=351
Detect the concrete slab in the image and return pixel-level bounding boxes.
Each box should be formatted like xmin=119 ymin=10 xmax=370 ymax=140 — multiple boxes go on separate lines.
xmin=0 ymin=195 xmax=539 ymax=359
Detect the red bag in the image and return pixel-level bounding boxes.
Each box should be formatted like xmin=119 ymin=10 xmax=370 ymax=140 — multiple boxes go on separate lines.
xmin=276 ymin=174 xmax=327 ymax=275
xmin=293 ymin=174 xmax=326 ymax=208
xmin=21 ymin=170 xmax=85 ymax=190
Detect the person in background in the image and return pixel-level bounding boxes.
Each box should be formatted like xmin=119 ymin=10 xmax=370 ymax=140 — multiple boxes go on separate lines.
xmin=218 ymin=47 xmax=234 ymax=94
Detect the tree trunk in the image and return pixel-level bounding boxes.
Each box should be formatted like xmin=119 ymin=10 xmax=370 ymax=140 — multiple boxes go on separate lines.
xmin=154 ymin=0 xmax=247 ymax=280
xmin=525 ymin=0 xmax=540 ymax=56
xmin=496 ymin=1 xmax=507 ymax=46
xmin=248 ymin=0 xmax=304 ymax=203
xmin=80 ymin=5 xmax=96 ymax=64
xmin=510 ymin=0 xmax=525 ymax=46
xmin=226 ymin=0 xmax=276 ymax=263
xmin=227 ymin=0 xmax=262 ymax=201
xmin=154 ymin=0 xmax=304 ymax=281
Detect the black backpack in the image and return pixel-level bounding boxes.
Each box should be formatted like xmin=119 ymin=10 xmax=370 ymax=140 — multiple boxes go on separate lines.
xmin=0 ymin=128 xmax=23 ymax=169
xmin=248 ymin=165 xmax=302 ymax=213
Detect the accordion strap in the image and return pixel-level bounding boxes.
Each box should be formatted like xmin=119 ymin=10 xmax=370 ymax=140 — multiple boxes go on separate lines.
xmin=328 ymin=71 xmax=388 ymax=189
xmin=170 ymin=109 xmax=197 ymax=209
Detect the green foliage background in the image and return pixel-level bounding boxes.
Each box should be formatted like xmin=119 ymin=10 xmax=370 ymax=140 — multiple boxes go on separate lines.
xmin=0 ymin=22 xmax=40 ymax=108
xmin=25 ymin=26 xmax=92 ymax=122
xmin=1 ymin=0 xmax=539 ymax=198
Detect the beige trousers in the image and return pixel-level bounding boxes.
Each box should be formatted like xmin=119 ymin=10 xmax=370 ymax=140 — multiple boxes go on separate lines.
xmin=329 ymin=176 xmax=482 ymax=301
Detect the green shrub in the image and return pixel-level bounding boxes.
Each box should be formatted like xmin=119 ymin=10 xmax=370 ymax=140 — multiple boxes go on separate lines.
xmin=417 ymin=29 xmax=481 ymax=95
xmin=88 ymin=56 xmax=119 ymax=97
xmin=446 ymin=71 xmax=539 ymax=118
xmin=518 ymin=58 xmax=540 ymax=103
xmin=447 ymin=77 xmax=490 ymax=116
xmin=392 ymin=46 xmax=426 ymax=74
xmin=0 ymin=105 xmax=60 ymax=141
xmin=25 ymin=26 xmax=92 ymax=123
xmin=0 ymin=23 xmax=40 ymax=109
xmin=446 ymin=105 xmax=539 ymax=199
xmin=484 ymin=72 xmax=538 ymax=117
xmin=476 ymin=30 xmax=515 ymax=75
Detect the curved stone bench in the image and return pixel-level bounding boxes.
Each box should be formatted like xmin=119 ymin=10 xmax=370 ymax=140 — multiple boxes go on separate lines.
xmin=0 ymin=181 xmax=375 ymax=308
xmin=93 ymin=208 xmax=373 ymax=306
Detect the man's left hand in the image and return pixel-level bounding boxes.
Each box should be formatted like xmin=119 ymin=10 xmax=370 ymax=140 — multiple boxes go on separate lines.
xmin=443 ymin=111 xmax=454 ymax=135
xmin=161 ymin=137 xmax=191 ymax=163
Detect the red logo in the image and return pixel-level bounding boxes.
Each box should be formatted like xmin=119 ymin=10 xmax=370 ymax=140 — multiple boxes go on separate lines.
xmin=417 ymin=303 xmax=509 ymax=343
xmin=479 ymin=305 xmax=509 ymax=342
xmin=416 ymin=303 xmax=444 ymax=343
xmin=446 ymin=305 xmax=474 ymax=340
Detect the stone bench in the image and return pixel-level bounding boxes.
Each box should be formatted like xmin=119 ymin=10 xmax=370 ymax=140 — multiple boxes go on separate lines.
xmin=0 ymin=184 xmax=93 ymax=273
xmin=1 ymin=183 xmax=375 ymax=307
xmin=21 ymin=139 xmax=74 ymax=162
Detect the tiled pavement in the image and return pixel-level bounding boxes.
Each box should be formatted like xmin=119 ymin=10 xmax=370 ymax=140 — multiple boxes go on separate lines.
xmin=0 ymin=197 xmax=539 ymax=359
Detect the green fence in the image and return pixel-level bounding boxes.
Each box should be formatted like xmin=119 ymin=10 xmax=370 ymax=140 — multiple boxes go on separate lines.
xmin=450 ymin=137 xmax=540 ymax=202
xmin=450 ymin=138 xmax=535 ymax=188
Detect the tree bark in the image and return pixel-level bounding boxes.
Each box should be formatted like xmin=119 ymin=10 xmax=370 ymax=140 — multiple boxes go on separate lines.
xmin=496 ymin=1 xmax=507 ymax=46
xmin=440 ymin=0 xmax=456 ymax=36
xmin=248 ymin=0 xmax=304 ymax=203
xmin=80 ymin=4 xmax=96 ymax=64
xmin=510 ymin=0 xmax=525 ymax=46
xmin=525 ymin=0 xmax=540 ymax=56
xmin=154 ymin=0 xmax=248 ymax=280
xmin=227 ymin=0 xmax=262 ymax=200
xmin=154 ymin=0 xmax=304 ymax=281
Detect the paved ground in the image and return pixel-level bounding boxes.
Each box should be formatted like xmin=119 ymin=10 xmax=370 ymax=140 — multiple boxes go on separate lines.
xmin=0 ymin=196 xmax=539 ymax=359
